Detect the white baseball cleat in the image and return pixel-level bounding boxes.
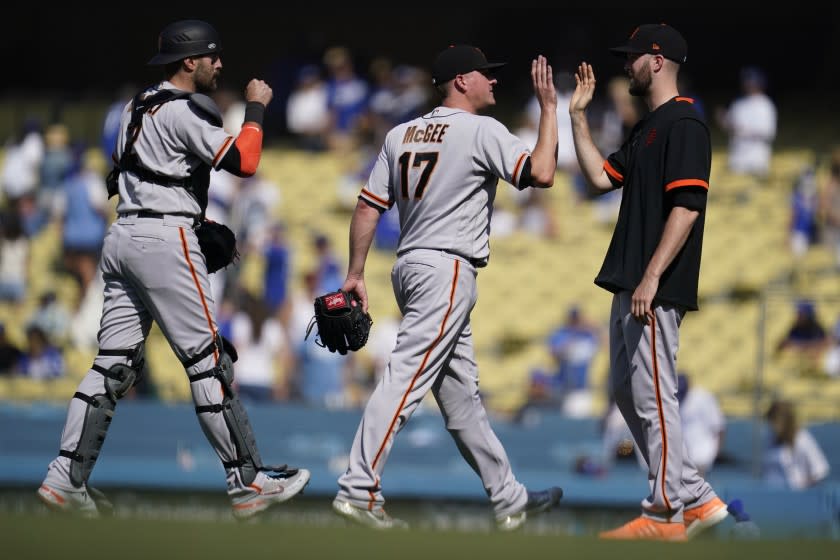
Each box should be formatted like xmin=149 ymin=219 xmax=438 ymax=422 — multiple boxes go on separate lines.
xmin=332 ymin=498 xmax=409 ymax=530
xmin=231 ymin=468 xmax=311 ymax=520
xmin=37 ymin=484 xmax=113 ymax=518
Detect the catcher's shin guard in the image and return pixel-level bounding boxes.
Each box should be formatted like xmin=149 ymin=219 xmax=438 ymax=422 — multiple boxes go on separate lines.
xmin=190 ymin=336 xmax=280 ymax=486
xmin=61 ymin=345 xmax=146 ymax=487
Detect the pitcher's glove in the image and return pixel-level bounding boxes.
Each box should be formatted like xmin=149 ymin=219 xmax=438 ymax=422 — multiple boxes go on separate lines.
xmin=305 ymin=290 xmax=372 ymax=355
xmin=195 ymin=219 xmax=239 ymax=274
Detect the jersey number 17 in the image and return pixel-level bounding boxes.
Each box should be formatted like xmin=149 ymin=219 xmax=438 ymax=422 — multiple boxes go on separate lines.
xmin=399 ymin=151 xmax=439 ymax=199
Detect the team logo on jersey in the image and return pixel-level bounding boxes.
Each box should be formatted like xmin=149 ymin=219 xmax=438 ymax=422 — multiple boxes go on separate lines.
xmin=646 ymin=128 xmax=657 ymax=146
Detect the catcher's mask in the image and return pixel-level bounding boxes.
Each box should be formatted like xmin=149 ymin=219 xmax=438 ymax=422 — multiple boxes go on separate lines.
xmin=147 ymin=19 xmax=222 ymax=66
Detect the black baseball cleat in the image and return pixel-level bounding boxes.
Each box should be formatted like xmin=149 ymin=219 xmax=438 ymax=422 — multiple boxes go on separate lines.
xmin=496 ymin=486 xmax=563 ymax=531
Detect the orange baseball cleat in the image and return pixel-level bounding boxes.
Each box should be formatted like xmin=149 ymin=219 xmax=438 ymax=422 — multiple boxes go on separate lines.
xmin=599 ymin=516 xmax=687 ymax=541
xmin=684 ymin=496 xmax=729 ymax=539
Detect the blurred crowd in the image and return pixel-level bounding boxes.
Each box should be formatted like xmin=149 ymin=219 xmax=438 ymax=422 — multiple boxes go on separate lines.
xmin=1 ymin=45 xmax=839 ymax=459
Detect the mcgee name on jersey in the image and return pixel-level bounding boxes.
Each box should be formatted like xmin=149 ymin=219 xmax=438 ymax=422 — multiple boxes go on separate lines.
xmin=403 ymin=124 xmax=450 ymax=144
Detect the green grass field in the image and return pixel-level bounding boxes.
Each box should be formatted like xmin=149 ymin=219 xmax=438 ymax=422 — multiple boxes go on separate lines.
xmin=2 ymin=509 xmax=837 ymax=560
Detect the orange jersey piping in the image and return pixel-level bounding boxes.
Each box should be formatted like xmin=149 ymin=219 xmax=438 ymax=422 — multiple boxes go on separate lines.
xmin=650 ymin=315 xmax=672 ymax=513
xmin=179 ymin=227 xmax=219 ymax=364
xmin=604 ymin=160 xmax=623 ymax=182
xmin=212 ymin=136 xmax=234 ymax=168
xmin=512 ymin=152 xmax=528 ymax=187
xmin=360 ymin=188 xmax=390 ymax=209
xmin=665 ymin=178 xmax=708 ymax=191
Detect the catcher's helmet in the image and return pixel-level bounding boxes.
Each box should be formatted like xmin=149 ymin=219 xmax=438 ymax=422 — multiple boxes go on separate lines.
xmin=147 ymin=19 xmax=222 ymax=66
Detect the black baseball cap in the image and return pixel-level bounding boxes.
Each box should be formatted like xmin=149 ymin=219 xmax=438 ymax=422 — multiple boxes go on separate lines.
xmin=431 ymin=44 xmax=506 ymax=86
xmin=609 ymin=23 xmax=687 ymax=64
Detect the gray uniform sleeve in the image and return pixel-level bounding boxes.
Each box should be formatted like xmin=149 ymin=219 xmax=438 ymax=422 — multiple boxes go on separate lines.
xmin=170 ymin=101 xmax=234 ymax=171
xmin=115 ymin=85 xmax=235 ymax=216
xmin=359 ymin=132 xmax=395 ymax=211
xmin=475 ymin=118 xmax=531 ymax=189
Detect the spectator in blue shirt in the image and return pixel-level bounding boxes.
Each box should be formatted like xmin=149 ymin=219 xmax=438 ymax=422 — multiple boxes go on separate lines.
xmin=263 ymin=222 xmax=292 ymax=320
xmin=17 ymin=324 xmax=64 ymax=380
xmin=775 ymin=299 xmax=830 ymax=377
xmin=518 ymin=305 xmax=602 ymax=419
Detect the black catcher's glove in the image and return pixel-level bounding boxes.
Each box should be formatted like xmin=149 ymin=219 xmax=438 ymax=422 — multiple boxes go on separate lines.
xmin=195 ymin=219 xmax=239 ymax=274
xmin=305 ymin=290 xmax=372 ymax=355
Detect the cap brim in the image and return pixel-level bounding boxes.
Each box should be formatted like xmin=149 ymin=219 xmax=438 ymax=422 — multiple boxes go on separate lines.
xmin=608 ymin=45 xmax=645 ymax=57
xmin=478 ymin=62 xmax=507 ymax=72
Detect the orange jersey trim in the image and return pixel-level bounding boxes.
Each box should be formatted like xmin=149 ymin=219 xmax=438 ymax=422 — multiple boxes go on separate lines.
xmin=232 ymin=125 xmax=263 ymax=175
xmin=179 ymin=227 xmax=219 ymax=365
xmin=212 ymin=136 xmax=234 ymax=168
xmin=604 ymin=160 xmax=623 ymax=182
xmin=674 ymin=97 xmax=694 ymax=103
xmin=665 ymin=178 xmax=708 ymax=191
xmin=360 ymin=188 xmax=390 ymax=209
xmin=368 ymin=260 xmax=460 ymax=509
xmin=512 ymin=152 xmax=528 ymax=187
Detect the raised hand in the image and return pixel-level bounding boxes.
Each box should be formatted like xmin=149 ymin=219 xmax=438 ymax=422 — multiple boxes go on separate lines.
xmin=570 ymin=62 xmax=596 ymax=114
xmin=244 ymin=79 xmax=273 ymax=107
xmin=531 ymin=55 xmax=557 ymax=112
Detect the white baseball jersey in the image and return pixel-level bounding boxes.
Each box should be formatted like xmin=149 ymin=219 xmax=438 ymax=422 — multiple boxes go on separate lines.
xmin=725 ymin=92 xmax=777 ymax=175
xmin=113 ymin=81 xmax=235 ymax=216
xmin=360 ymin=107 xmax=532 ymax=265
xmin=680 ymin=386 xmax=725 ymax=474
xmin=336 ymin=106 xmax=540 ymax=521
xmin=762 ymin=428 xmax=830 ymax=490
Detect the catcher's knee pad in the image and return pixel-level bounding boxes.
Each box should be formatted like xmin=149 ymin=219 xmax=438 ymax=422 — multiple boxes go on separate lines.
xmin=188 ymin=335 xmax=264 ymax=485
xmin=60 ymin=344 xmax=146 ymax=487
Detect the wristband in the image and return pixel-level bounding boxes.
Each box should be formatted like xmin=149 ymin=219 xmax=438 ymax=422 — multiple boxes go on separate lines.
xmin=243 ymin=102 xmax=265 ymax=127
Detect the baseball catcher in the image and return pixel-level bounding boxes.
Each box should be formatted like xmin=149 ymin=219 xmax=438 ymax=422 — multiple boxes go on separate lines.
xmin=305 ymin=290 xmax=372 ymax=355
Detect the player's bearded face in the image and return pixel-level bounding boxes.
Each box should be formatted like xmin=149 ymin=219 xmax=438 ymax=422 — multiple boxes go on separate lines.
xmin=194 ymin=55 xmax=221 ymax=94
xmin=628 ymin=55 xmax=652 ymax=97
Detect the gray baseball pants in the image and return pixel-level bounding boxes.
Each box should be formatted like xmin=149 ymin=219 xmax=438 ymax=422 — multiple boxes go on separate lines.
xmin=608 ymin=290 xmax=718 ymax=522
xmin=41 ymin=214 xmax=254 ymax=495
xmin=336 ymin=249 xmax=527 ymax=520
